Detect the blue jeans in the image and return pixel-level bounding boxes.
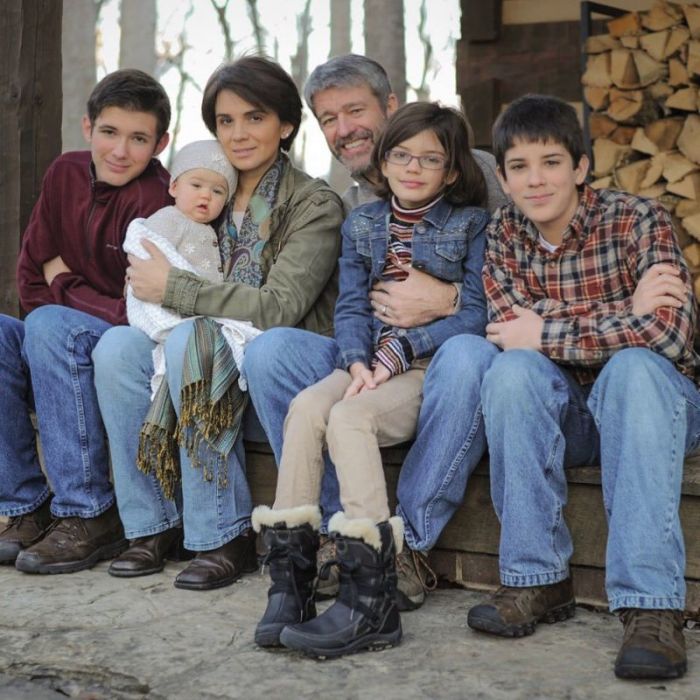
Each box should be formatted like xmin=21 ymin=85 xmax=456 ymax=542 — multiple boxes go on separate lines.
xmin=93 ymin=321 xmax=264 ymax=551
xmin=244 ymin=329 xmax=496 ymax=548
xmin=0 ymin=307 xmax=114 ymax=518
xmin=397 ymin=334 xmax=498 ymax=550
xmin=481 ymin=347 xmax=700 ymax=611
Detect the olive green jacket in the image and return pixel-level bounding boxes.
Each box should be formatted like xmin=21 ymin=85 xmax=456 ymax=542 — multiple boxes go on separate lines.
xmin=161 ymin=158 xmax=343 ymax=337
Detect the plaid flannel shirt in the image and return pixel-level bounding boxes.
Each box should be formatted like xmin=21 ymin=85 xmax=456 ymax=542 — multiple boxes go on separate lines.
xmin=483 ymin=185 xmax=700 ymax=386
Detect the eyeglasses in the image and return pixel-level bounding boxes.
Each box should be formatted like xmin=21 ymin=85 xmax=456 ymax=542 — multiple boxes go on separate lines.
xmin=384 ymin=149 xmax=448 ymax=170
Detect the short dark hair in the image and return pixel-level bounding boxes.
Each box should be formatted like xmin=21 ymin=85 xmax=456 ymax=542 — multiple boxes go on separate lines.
xmin=492 ymin=94 xmax=585 ymax=171
xmin=87 ymin=69 xmax=170 ymax=141
xmin=201 ymin=56 xmax=302 ymax=152
xmin=370 ymin=102 xmax=487 ymax=207
xmin=304 ymin=54 xmax=392 ymax=115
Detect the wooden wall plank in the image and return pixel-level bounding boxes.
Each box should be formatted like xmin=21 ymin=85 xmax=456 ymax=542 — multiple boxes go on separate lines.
xmin=0 ymin=0 xmax=63 ymax=317
xmin=502 ymin=0 xmax=657 ymax=25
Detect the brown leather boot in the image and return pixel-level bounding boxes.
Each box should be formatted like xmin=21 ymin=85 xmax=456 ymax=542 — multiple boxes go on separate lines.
xmin=14 ymin=503 xmax=127 ymax=574
xmin=0 ymin=500 xmax=54 ymax=564
xmin=108 ymin=527 xmax=191 ymax=578
xmin=614 ymin=609 xmax=687 ymax=679
xmin=467 ymin=578 xmax=575 ymax=637
xmin=173 ymin=529 xmax=257 ymax=590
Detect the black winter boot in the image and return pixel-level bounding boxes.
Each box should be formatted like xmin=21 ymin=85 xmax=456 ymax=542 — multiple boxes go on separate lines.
xmin=279 ymin=513 xmax=403 ymax=659
xmin=251 ymin=505 xmax=321 ymax=647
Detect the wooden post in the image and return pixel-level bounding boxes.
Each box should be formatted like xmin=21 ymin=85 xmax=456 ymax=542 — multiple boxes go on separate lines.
xmin=0 ymin=0 xmax=63 ymax=317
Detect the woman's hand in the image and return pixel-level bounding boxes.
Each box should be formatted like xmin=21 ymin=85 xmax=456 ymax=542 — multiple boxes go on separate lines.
xmin=127 ymin=240 xmax=172 ymax=303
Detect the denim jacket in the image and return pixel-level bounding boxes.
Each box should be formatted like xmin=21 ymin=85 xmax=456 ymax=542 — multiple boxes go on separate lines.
xmin=334 ymin=197 xmax=489 ymax=369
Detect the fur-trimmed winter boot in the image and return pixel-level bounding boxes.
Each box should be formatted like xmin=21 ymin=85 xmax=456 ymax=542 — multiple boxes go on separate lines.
xmin=251 ymin=504 xmax=321 ymax=647
xmin=279 ymin=513 xmax=403 ymax=659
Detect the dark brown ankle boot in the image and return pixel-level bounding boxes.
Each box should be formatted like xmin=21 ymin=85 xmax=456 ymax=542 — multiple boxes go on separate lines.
xmin=467 ymin=578 xmax=575 ymax=637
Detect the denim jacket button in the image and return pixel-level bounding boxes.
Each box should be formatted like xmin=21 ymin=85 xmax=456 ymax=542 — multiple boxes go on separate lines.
xmin=413 ymin=261 xmax=426 ymax=270
xmin=415 ymin=225 xmax=426 ymax=234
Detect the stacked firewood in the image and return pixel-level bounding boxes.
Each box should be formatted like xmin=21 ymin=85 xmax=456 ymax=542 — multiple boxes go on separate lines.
xmin=582 ymin=1 xmax=700 ymax=297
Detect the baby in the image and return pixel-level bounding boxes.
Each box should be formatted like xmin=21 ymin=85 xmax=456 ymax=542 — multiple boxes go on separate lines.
xmin=124 ymin=139 xmax=260 ymax=394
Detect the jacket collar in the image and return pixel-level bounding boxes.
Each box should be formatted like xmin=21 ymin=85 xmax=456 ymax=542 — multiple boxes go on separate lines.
xmin=358 ymin=195 xmax=454 ymax=227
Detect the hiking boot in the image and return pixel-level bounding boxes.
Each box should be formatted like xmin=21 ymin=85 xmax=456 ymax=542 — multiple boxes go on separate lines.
xmin=279 ymin=514 xmax=403 ymax=659
xmin=173 ymin=529 xmax=258 ymax=590
xmin=15 ymin=503 xmax=127 ymax=574
xmin=251 ymin=505 xmax=321 ymax=647
xmin=614 ymin=609 xmax=687 ymax=680
xmin=108 ymin=527 xmax=191 ymax=578
xmin=315 ymin=534 xmax=339 ymax=599
xmin=0 ymin=500 xmax=54 ymax=564
xmin=467 ymin=578 xmax=575 ymax=637
xmin=395 ymin=546 xmax=437 ymax=611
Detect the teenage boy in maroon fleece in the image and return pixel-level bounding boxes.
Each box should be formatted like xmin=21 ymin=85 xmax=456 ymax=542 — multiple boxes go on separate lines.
xmin=0 ymin=69 xmax=171 ymax=574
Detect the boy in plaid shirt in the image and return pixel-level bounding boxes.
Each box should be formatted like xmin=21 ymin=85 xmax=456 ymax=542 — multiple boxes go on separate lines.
xmin=467 ymin=94 xmax=700 ymax=681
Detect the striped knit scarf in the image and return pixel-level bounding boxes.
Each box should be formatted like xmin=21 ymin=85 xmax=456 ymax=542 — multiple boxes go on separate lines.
xmin=137 ymin=317 xmax=247 ymax=499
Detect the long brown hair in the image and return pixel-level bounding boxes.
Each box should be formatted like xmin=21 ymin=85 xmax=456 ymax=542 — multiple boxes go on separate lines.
xmin=370 ymin=102 xmax=487 ymax=207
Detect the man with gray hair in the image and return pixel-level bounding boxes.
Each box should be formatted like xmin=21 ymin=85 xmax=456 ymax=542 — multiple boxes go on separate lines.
xmin=245 ymin=54 xmax=505 ymax=610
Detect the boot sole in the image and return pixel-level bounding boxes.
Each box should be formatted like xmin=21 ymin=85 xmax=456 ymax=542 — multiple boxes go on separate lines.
xmin=280 ymin=624 xmax=402 ymax=659
xmin=615 ymin=660 xmax=687 ymax=680
xmin=468 ymin=600 xmax=576 ymax=638
xmin=255 ymin=623 xmax=286 ymax=647
xmin=14 ymin=538 xmax=128 ymax=575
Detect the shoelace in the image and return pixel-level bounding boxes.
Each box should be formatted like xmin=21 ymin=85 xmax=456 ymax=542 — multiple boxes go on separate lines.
xmin=620 ymin=609 xmax=682 ymax=641
xmin=396 ymin=549 xmax=438 ymax=592
xmin=262 ymin=545 xmax=315 ymax=621
xmin=335 ymin=556 xmax=388 ymax=627
xmin=38 ymin=516 xmax=89 ymax=543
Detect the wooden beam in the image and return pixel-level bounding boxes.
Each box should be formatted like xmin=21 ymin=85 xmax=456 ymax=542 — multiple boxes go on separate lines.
xmin=0 ymin=0 xmax=62 ymax=317
xmin=462 ymin=0 xmax=502 ymax=42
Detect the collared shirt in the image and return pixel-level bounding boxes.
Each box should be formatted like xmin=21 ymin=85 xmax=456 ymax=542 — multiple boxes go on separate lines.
xmin=483 ymin=184 xmax=700 ymax=385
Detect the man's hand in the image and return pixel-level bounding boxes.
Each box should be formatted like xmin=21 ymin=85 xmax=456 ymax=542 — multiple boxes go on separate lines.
xmin=344 ymin=362 xmax=376 ymax=399
xmin=370 ymin=262 xmax=455 ymax=328
xmin=127 ymin=240 xmax=172 ymax=304
xmin=632 ymin=263 xmax=686 ymax=316
xmin=43 ymin=255 xmax=71 ymax=285
xmin=486 ymin=304 xmax=543 ymax=351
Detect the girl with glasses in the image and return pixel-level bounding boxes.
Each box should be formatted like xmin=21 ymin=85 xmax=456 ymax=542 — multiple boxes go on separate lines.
xmin=252 ymin=101 xmax=490 ymax=658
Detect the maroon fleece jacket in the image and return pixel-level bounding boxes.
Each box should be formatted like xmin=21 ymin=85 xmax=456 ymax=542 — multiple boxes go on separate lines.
xmin=16 ymin=151 xmax=172 ymax=325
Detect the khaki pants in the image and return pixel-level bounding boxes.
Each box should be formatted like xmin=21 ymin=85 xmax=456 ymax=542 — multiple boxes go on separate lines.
xmin=274 ymin=366 xmax=426 ymax=522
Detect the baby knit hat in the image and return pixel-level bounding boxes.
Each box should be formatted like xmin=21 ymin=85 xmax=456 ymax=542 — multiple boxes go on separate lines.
xmin=170 ymin=139 xmax=238 ymax=201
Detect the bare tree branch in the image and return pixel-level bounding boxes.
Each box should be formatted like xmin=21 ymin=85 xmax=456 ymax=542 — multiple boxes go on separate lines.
xmin=210 ymin=0 xmax=234 ymax=60
xmin=246 ymin=0 xmax=266 ymax=55
xmin=410 ymin=0 xmax=433 ymax=101
xmin=158 ymin=2 xmax=201 ymax=165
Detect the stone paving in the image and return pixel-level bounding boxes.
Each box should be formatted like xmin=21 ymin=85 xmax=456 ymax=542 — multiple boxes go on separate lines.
xmin=0 ymin=560 xmax=698 ymax=700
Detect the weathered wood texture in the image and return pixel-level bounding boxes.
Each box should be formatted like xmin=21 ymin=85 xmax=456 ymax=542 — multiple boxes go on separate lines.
xmin=245 ymin=442 xmax=700 ymax=619
xmin=0 ymin=0 xmax=62 ymax=317
xmin=456 ymin=20 xmax=585 ymax=148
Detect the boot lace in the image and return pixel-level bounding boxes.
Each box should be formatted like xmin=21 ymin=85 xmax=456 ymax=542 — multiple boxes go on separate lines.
xmin=262 ymin=545 xmax=315 ymax=621
xmin=620 ymin=609 xmax=684 ymax=643
xmin=333 ymin=555 xmax=390 ymax=628
xmin=396 ymin=549 xmax=438 ymax=592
